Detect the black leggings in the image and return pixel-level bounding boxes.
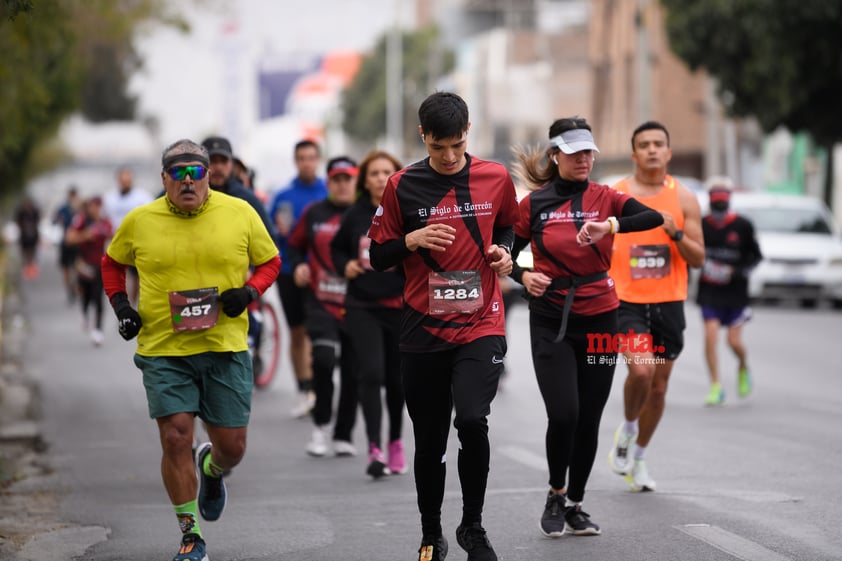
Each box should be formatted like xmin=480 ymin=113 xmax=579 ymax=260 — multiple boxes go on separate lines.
xmin=79 ymin=272 xmax=104 ymax=330
xmin=402 ymin=335 xmax=505 ymax=535
xmin=343 ymin=306 xmax=403 ymax=448
xmin=529 ymin=309 xmax=617 ymax=503
xmin=307 ymin=307 xmax=357 ymax=442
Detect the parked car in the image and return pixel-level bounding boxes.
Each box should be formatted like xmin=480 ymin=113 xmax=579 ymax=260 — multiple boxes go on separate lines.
xmin=717 ymin=192 xmax=842 ymax=308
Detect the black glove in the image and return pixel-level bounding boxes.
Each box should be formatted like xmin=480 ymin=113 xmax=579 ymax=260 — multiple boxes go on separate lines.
xmin=110 ymin=293 xmax=142 ymax=340
xmin=219 ymin=286 xmax=257 ymax=318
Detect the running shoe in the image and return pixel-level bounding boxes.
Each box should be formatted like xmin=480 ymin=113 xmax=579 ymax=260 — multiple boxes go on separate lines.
xmin=333 ymin=439 xmax=357 ymax=457
xmin=608 ymin=421 xmax=637 ymax=475
xmin=704 ymin=382 xmax=725 ymax=406
xmin=291 ymin=390 xmax=316 ymax=418
xmin=563 ymin=504 xmax=601 ymax=536
xmin=418 ymin=534 xmax=448 ymax=561
xmin=737 ymin=367 xmax=752 ymax=398
xmin=539 ymin=492 xmax=565 ymax=538
xmin=625 ymin=459 xmax=657 ymax=492
xmin=455 ymin=522 xmax=497 ymax=561
xmin=173 ymin=533 xmax=208 ymax=561
xmin=196 ymin=443 xmax=227 ymax=521
xmin=388 ymin=439 xmax=408 ymax=475
xmin=91 ymin=329 xmax=104 ymax=346
xmin=366 ymin=444 xmax=388 ymax=479
xmin=306 ymin=425 xmax=330 ymax=457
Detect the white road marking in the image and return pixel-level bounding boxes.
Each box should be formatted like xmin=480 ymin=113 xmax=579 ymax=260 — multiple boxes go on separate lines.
xmin=677 ymin=524 xmax=792 ymax=561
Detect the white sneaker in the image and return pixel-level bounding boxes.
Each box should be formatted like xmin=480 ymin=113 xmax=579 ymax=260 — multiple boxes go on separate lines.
xmin=91 ymin=329 xmax=104 ymax=346
xmin=333 ymin=440 xmax=357 ymax=457
xmin=625 ymin=459 xmax=656 ymax=492
xmin=306 ymin=425 xmax=330 ymax=457
xmin=608 ymin=421 xmax=637 ymax=475
xmin=291 ymin=391 xmax=316 ymax=419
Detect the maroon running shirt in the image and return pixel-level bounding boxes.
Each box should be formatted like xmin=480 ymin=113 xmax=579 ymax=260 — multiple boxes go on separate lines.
xmin=288 ymin=199 xmax=349 ymax=321
xmin=515 ymin=181 xmax=631 ymax=316
xmin=369 ymin=154 xmax=518 ymax=352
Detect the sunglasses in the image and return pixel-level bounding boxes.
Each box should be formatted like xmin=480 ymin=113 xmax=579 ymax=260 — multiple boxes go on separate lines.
xmin=166 ymin=165 xmax=208 ymax=181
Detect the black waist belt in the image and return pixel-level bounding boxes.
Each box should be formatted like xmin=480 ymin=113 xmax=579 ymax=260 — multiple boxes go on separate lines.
xmin=549 ymin=271 xmax=609 ymax=343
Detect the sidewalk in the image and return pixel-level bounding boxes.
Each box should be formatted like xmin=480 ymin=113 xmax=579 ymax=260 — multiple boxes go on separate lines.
xmin=0 ymin=247 xmax=64 ymax=560
xmin=0 ymin=248 xmax=42 ymax=462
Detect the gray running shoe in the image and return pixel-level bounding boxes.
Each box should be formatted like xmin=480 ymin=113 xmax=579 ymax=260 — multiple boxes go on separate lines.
xmin=539 ymin=492 xmax=566 ymax=537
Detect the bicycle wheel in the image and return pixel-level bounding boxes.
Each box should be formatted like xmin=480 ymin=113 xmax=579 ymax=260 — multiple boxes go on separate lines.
xmin=253 ymin=299 xmax=281 ymax=389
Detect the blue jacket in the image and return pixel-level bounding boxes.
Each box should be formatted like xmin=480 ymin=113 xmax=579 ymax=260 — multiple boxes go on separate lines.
xmin=268 ymin=176 xmax=328 ymax=273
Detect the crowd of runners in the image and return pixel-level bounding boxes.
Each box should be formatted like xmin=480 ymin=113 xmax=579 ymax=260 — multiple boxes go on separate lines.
xmin=9 ymin=90 xmax=766 ymax=561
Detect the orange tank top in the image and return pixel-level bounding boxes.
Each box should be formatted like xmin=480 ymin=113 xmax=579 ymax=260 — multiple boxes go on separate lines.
xmin=609 ymin=175 xmax=688 ymax=303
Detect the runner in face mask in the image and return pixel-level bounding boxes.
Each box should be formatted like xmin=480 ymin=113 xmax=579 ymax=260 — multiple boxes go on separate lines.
xmin=696 ymin=177 xmax=763 ymax=405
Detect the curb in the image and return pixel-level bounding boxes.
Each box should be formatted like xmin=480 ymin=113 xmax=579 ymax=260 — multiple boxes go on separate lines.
xmin=0 ymin=248 xmax=44 ymax=482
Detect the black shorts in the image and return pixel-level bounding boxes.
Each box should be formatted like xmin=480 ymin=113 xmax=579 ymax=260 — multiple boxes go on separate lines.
xmin=305 ymin=301 xmax=341 ymax=345
xmin=618 ymin=300 xmax=686 ymax=360
xmin=276 ymin=272 xmax=307 ymax=328
xmin=59 ymin=243 xmax=78 ymax=267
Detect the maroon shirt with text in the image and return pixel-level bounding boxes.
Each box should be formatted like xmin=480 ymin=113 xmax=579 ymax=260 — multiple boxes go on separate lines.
xmin=514 ymin=181 xmax=631 ymax=317
xmin=368 ymin=154 xmax=518 ymax=351
xmin=288 ymin=199 xmax=348 ymax=321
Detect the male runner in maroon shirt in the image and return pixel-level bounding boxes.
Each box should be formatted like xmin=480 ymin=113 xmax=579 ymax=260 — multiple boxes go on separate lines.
xmin=369 ymin=92 xmax=518 ymax=561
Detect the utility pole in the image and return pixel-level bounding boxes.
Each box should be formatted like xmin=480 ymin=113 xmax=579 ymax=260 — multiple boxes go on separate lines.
xmin=635 ymin=0 xmax=652 ymax=123
xmin=704 ymin=78 xmax=721 ymax=180
xmin=386 ymin=0 xmax=403 ymax=158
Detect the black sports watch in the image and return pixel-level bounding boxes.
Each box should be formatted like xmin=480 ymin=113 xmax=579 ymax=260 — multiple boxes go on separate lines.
xmin=245 ymin=285 xmax=260 ymax=302
xmin=670 ymin=229 xmax=684 ymax=242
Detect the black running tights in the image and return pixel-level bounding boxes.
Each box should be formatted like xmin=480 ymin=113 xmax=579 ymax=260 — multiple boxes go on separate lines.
xmin=343 ymin=306 xmax=403 ymax=448
xmin=402 ymin=335 xmax=505 ymax=536
xmin=529 ymin=309 xmax=617 ymax=503
xmin=310 ymin=330 xmax=357 ymax=442
xmin=79 ymin=273 xmax=104 ymax=330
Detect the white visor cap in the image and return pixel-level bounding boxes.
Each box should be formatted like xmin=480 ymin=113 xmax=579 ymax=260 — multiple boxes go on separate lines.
xmin=549 ymin=129 xmax=600 ymax=155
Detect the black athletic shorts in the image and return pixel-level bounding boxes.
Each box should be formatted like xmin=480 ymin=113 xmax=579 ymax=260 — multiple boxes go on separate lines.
xmin=617 ymin=300 xmax=686 ymax=360
xmin=276 ymin=272 xmax=307 ymax=328
xmin=59 ymin=242 xmax=78 ymax=267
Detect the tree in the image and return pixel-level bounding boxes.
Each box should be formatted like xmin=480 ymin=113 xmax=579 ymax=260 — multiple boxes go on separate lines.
xmin=341 ymin=25 xmax=454 ymax=151
xmin=1 ymin=1 xmax=81 ymax=198
xmin=0 ymin=0 xmax=186 ymax=197
xmin=661 ymin=0 xmax=842 ymax=208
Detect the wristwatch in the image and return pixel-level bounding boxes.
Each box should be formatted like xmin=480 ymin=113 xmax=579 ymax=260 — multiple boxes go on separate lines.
xmin=245 ymin=285 xmax=260 ymax=302
xmin=670 ymin=229 xmax=684 ymax=242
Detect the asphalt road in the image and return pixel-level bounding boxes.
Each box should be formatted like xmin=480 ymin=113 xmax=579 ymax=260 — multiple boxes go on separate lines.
xmin=5 ymin=246 xmax=842 ymax=561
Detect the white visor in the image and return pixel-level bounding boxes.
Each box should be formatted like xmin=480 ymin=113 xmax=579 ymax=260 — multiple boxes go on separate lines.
xmin=549 ymin=129 xmax=600 ymax=155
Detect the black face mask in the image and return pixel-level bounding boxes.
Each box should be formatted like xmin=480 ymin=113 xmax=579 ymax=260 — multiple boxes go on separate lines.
xmin=710 ymin=200 xmax=729 ymax=212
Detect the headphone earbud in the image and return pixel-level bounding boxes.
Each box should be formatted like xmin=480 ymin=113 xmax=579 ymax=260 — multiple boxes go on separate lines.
xmin=552 ymin=155 xmax=558 ymax=165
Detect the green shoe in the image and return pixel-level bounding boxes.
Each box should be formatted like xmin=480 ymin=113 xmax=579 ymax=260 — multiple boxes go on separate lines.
xmin=704 ymin=382 xmax=724 ymax=406
xmin=738 ymin=368 xmax=752 ymax=398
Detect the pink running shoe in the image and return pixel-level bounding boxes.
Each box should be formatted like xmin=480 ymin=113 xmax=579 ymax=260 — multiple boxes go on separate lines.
xmin=388 ymin=439 xmax=407 ymax=475
xmin=367 ymin=443 xmax=388 ymax=479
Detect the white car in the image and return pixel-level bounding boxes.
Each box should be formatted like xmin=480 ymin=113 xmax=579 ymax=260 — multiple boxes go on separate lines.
xmin=722 ymin=192 xmax=842 ymax=308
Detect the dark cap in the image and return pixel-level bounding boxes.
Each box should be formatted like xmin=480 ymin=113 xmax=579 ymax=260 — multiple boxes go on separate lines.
xmin=326 ymin=156 xmax=358 ymax=178
xmin=202 ymin=136 xmax=233 ymax=159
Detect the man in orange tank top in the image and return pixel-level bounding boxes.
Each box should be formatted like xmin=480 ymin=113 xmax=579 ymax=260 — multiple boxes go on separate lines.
xmin=606 ymin=121 xmax=705 ymax=491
